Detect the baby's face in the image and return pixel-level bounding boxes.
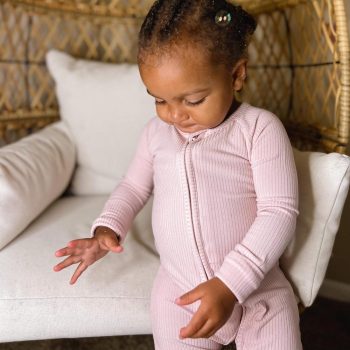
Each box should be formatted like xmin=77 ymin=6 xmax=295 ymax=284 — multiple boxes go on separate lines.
xmin=139 ymin=47 xmax=244 ymax=133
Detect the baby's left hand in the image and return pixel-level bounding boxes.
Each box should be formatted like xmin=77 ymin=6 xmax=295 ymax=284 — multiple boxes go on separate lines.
xmin=175 ymin=277 xmax=237 ymax=339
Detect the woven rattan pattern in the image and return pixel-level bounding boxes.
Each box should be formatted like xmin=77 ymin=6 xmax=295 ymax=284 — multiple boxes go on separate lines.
xmin=0 ymin=0 xmax=349 ymax=153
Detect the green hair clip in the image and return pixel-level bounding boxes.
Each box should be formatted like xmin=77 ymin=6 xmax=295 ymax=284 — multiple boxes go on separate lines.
xmin=215 ymin=10 xmax=232 ymax=27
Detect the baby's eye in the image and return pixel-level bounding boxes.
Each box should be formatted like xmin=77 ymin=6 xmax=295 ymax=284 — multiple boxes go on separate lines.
xmin=155 ymin=99 xmax=165 ymax=105
xmin=185 ymin=98 xmax=206 ymax=106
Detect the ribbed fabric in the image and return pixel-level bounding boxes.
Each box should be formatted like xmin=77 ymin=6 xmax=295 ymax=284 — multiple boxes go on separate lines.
xmin=91 ymin=102 xmax=302 ymax=348
xmin=234 ymin=266 xmax=303 ymax=350
xmin=150 ymin=265 xmax=302 ymax=349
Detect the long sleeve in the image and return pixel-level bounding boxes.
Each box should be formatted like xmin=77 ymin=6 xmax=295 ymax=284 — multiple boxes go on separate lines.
xmin=90 ymin=119 xmax=154 ymax=245
xmin=214 ymin=112 xmax=299 ymax=304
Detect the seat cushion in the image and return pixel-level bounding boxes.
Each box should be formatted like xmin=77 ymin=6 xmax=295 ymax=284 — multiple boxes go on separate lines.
xmin=0 ymin=195 xmax=159 ymax=342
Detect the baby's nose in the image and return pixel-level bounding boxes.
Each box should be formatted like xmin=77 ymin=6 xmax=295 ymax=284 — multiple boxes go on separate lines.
xmin=169 ymin=106 xmax=188 ymax=123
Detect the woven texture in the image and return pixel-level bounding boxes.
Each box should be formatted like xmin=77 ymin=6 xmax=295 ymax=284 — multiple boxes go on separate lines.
xmin=0 ymin=0 xmax=349 ymax=153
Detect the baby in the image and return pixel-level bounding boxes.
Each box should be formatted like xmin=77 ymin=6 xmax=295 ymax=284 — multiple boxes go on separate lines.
xmin=54 ymin=1 xmax=303 ymax=349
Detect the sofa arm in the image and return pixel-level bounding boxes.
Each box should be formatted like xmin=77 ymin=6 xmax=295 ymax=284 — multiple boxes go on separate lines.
xmin=0 ymin=121 xmax=76 ymax=250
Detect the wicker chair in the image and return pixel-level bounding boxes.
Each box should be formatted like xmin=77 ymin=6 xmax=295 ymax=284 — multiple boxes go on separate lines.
xmin=0 ymin=0 xmax=349 ymax=152
xmin=0 ymin=0 xmax=349 ymax=346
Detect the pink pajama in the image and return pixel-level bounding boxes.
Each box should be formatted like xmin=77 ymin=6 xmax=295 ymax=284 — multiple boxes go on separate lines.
xmin=91 ymin=103 xmax=303 ymax=349
xmin=151 ymin=265 xmax=302 ymax=349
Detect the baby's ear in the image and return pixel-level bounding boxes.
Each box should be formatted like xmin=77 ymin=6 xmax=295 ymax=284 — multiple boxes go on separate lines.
xmin=232 ymin=59 xmax=248 ymax=92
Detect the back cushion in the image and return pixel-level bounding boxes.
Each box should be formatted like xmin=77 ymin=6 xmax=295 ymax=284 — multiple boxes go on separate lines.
xmin=46 ymin=49 xmax=155 ymax=195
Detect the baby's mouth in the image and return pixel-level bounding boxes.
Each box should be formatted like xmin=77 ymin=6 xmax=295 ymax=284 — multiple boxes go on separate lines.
xmin=176 ymin=124 xmax=195 ymax=131
xmin=176 ymin=125 xmax=206 ymax=134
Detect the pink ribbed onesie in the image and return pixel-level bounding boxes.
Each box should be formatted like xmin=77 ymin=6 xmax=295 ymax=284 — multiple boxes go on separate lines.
xmin=91 ymin=102 xmax=303 ymax=349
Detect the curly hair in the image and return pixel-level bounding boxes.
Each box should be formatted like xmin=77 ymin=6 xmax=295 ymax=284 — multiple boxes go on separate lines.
xmin=138 ymin=0 xmax=257 ymax=69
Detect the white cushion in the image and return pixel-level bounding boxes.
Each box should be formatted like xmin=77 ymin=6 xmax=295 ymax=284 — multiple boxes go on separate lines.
xmin=0 ymin=195 xmax=158 ymax=342
xmin=0 ymin=121 xmax=76 ymax=250
xmin=46 ymin=49 xmax=156 ymax=195
xmin=281 ymin=148 xmax=350 ymax=307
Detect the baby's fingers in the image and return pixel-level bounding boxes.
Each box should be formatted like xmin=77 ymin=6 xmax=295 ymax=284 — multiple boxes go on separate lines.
xmin=70 ymin=262 xmax=88 ymax=285
xmin=55 ymin=246 xmax=81 ymax=258
xmin=67 ymin=239 xmax=92 ymax=249
xmin=53 ymin=255 xmax=81 ymax=272
xmin=180 ymin=310 xmax=207 ymax=339
xmin=187 ymin=319 xmax=217 ymax=339
xmin=55 ymin=239 xmax=90 ymax=257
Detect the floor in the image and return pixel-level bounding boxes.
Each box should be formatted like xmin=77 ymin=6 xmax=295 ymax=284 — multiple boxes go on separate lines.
xmin=0 ymin=297 xmax=349 ymax=349
xmin=299 ymin=296 xmax=350 ymax=350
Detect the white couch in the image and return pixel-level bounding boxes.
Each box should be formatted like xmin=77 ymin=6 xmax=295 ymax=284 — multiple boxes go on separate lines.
xmin=0 ymin=50 xmax=349 ymax=343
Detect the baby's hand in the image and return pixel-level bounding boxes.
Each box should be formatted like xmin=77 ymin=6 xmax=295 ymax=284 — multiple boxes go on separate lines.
xmin=175 ymin=277 xmax=237 ymax=340
xmin=53 ymin=227 xmax=123 ymax=284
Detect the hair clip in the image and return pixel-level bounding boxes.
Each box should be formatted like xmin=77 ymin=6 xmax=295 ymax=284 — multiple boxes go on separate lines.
xmin=215 ymin=10 xmax=232 ymax=27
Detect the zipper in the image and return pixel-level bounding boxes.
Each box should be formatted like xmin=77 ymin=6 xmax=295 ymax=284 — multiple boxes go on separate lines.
xmin=183 ymin=135 xmax=211 ymax=281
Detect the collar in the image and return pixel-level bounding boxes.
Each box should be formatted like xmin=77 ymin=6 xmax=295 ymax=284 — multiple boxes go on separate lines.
xmin=175 ymin=102 xmax=247 ymax=141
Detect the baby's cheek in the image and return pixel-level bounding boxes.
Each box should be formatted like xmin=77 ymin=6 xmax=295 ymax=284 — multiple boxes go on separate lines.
xmin=156 ymin=109 xmax=171 ymax=124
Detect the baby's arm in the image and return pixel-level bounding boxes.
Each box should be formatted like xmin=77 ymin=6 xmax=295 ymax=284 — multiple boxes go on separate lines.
xmin=90 ymin=119 xmax=155 ymax=245
xmin=214 ymin=111 xmax=299 ymax=304
xmin=54 ymin=119 xmax=155 ymax=283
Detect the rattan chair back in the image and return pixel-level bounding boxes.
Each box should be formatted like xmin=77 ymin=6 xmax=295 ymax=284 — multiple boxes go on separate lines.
xmin=0 ymin=0 xmax=349 ymax=153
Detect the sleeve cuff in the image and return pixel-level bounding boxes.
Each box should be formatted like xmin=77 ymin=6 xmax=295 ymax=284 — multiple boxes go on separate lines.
xmin=214 ymin=251 xmax=264 ymax=304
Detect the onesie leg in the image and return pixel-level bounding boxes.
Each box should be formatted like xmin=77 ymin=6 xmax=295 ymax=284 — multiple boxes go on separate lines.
xmin=234 ymin=287 xmax=303 ymax=350
xmin=150 ymin=265 xmax=223 ymax=350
